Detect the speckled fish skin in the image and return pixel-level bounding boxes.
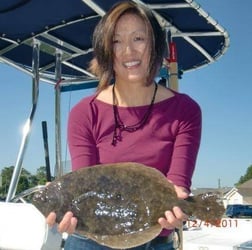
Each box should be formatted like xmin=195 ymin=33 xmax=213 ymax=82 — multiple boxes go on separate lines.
xmin=32 ymin=162 xmax=225 ymax=249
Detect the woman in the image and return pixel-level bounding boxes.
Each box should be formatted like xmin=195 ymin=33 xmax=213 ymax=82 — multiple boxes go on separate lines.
xmin=47 ymin=1 xmax=202 ymax=249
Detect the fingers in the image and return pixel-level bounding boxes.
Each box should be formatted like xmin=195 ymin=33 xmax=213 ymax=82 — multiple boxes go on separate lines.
xmin=174 ymin=185 xmax=190 ymax=199
xmin=57 ymin=211 xmax=78 ymax=234
xmin=46 ymin=211 xmax=78 ymax=234
xmin=158 ymin=182 xmax=191 ymax=229
xmin=159 ymin=182 xmax=190 ymax=230
xmin=173 ymin=206 xmax=188 ymax=222
xmin=46 ymin=212 xmax=57 ymax=227
xmin=158 ymin=206 xmax=188 ymax=230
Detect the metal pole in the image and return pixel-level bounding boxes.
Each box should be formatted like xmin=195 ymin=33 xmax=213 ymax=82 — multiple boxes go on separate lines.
xmin=166 ymin=29 xmax=179 ymax=92
xmin=165 ymin=28 xmax=183 ymax=250
xmin=42 ymin=121 xmax=52 ymax=182
xmin=6 ymin=40 xmax=40 ymax=201
xmin=168 ymin=41 xmax=179 ymax=91
xmin=54 ymin=49 xmax=63 ymax=178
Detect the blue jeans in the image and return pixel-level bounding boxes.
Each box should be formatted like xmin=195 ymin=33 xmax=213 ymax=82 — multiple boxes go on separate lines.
xmin=64 ymin=234 xmax=175 ymax=250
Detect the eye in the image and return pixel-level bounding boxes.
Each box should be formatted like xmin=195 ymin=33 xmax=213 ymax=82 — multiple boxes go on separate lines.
xmin=112 ymin=36 xmax=121 ymax=44
xmin=134 ymin=36 xmax=144 ymax=42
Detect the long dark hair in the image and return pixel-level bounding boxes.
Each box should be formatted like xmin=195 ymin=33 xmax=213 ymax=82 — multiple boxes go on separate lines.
xmin=89 ymin=1 xmax=166 ymax=91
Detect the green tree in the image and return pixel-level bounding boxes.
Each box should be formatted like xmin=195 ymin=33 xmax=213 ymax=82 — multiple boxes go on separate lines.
xmin=0 ymin=166 xmax=34 ymax=197
xmin=0 ymin=166 xmax=49 ymax=199
xmin=236 ymin=164 xmax=252 ymax=186
xmin=17 ymin=175 xmax=30 ymax=194
xmin=35 ymin=166 xmax=48 ymax=185
xmin=0 ymin=166 xmax=15 ymax=198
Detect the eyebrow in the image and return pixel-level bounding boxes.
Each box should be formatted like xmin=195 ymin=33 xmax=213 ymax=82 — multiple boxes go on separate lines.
xmin=114 ymin=30 xmax=147 ymax=36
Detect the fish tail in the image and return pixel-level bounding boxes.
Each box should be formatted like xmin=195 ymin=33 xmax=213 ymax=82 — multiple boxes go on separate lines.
xmin=190 ymin=193 xmax=225 ymax=226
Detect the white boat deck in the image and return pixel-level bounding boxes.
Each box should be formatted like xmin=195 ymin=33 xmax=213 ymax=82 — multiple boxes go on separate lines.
xmin=183 ymin=218 xmax=252 ymax=250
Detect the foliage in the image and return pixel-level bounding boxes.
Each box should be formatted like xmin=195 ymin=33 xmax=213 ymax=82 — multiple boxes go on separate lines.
xmin=236 ymin=164 xmax=252 ymax=186
xmin=35 ymin=166 xmax=48 ymax=185
xmin=0 ymin=166 xmax=50 ymax=200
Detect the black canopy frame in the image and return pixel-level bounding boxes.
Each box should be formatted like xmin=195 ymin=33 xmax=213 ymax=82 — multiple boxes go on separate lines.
xmin=0 ymin=0 xmax=229 ymax=88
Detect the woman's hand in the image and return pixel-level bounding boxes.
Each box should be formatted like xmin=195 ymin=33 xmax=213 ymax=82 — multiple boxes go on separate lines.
xmin=46 ymin=211 xmax=78 ymax=234
xmin=45 ymin=182 xmax=78 ymax=234
xmin=158 ymin=185 xmax=189 ymax=229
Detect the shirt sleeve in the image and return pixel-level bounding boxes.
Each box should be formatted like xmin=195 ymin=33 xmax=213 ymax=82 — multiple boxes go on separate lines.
xmin=167 ymin=96 xmax=202 ymax=191
xmin=67 ymin=98 xmax=98 ymax=171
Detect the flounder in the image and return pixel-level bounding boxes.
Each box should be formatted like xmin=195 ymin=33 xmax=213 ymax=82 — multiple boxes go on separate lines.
xmin=32 ymin=162 xmax=224 ymax=249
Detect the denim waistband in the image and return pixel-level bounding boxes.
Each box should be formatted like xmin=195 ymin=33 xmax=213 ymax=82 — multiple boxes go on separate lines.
xmin=149 ymin=234 xmax=173 ymax=246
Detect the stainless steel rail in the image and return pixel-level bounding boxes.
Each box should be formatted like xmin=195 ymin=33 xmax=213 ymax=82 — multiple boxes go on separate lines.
xmin=6 ymin=40 xmax=40 ymax=202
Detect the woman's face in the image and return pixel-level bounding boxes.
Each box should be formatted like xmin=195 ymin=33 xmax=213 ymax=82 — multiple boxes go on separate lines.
xmin=113 ymin=13 xmax=151 ymax=84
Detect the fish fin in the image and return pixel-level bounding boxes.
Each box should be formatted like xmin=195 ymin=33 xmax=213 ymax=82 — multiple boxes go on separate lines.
xmin=82 ymin=224 xmax=162 ymax=249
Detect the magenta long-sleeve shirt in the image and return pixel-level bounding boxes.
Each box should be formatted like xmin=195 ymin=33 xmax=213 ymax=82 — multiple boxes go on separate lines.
xmin=67 ymin=90 xmax=201 ymax=191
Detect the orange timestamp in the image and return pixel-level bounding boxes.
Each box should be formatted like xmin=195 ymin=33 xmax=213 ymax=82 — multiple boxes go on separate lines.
xmin=186 ymin=218 xmax=238 ymax=228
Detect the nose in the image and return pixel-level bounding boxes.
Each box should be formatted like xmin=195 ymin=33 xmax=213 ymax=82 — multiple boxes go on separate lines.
xmin=123 ymin=41 xmax=134 ymax=55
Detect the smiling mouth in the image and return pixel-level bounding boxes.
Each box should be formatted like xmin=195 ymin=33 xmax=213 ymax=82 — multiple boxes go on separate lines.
xmin=123 ymin=60 xmax=140 ymax=68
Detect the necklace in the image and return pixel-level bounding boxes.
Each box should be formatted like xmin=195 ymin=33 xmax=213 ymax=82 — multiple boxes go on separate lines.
xmin=111 ymin=83 xmax=158 ymax=146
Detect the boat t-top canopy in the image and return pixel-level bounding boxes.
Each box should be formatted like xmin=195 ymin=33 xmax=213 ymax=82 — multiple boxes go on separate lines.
xmin=0 ymin=0 xmax=229 ymax=90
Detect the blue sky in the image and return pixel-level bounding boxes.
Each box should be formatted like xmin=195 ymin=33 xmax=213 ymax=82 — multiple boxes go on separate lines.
xmin=0 ymin=0 xmax=251 ymax=188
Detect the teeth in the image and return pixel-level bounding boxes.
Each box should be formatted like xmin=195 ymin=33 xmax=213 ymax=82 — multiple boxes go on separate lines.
xmin=124 ymin=61 xmax=140 ymax=67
